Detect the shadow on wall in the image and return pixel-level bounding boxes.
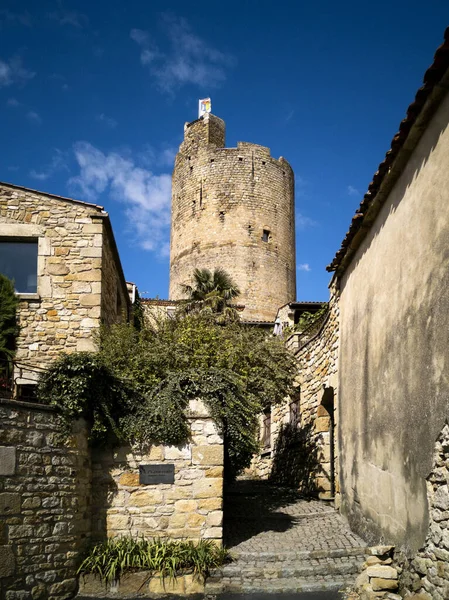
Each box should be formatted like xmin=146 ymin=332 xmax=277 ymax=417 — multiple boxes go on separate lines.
xmin=269 ymin=422 xmax=324 ymax=495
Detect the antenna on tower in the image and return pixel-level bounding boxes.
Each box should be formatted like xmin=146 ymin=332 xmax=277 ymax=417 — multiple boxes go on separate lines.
xmin=198 ymin=98 xmax=211 ymax=118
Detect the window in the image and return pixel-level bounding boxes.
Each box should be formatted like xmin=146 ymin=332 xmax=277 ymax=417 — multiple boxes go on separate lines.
xmin=262 ymin=229 xmax=270 ymax=242
xmin=0 ymin=240 xmax=38 ymax=293
xmin=289 ymin=393 xmax=301 ymax=428
xmin=262 ymin=409 xmax=271 ymax=451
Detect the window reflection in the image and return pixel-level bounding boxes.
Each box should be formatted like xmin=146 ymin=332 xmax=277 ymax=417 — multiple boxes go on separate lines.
xmin=0 ymin=241 xmax=38 ymax=293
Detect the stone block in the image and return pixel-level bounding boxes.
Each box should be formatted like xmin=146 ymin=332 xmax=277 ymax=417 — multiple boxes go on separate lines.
xmin=0 ymin=447 xmax=16 ymax=475
xmin=78 ymin=574 xmax=108 ymax=595
xmin=192 ymin=478 xmax=222 ymax=499
xmin=368 ymin=545 xmax=395 ymax=556
xmin=0 ymin=493 xmax=21 ymax=515
xmin=0 ymin=545 xmax=15 ymax=578
xmin=186 ymin=513 xmax=206 ymax=528
xmin=314 ymin=416 xmax=331 ymax=432
xmin=366 ymin=565 xmax=397 ymax=579
xmin=371 ymin=577 xmax=399 ymax=591
xmin=148 ymin=575 xmax=185 ymax=594
xmin=118 ymin=571 xmax=150 ymax=594
xmin=119 ymin=472 xmax=140 ymax=486
xmin=49 ymin=579 xmax=77 ymax=595
xmin=434 ymin=485 xmax=449 ymax=510
xmin=198 ymin=498 xmax=222 ymax=511
xmin=106 ymin=513 xmax=130 ymax=531
xmin=79 ymin=293 xmax=101 ymax=306
xmin=205 ymin=467 xmax=224 ymax=478
xmin=130 ymin=490 xmax=163 ymax=507
xmin=206 ymin=510 xmax=223 ymax=527
xmin=203 ymin=527 xmax=222 ymax=539
xmin=184 ymin=573 xmax=205 ymax=594
xmin=164 ymin=444 xmax=191 ymax=460
xmin=192 ymin=445 xmax=223 ymax=466
xmin=174 ymin=500 xmax=198 ymax=513
xmin=169 ymin=514 xmax=187 ymax=528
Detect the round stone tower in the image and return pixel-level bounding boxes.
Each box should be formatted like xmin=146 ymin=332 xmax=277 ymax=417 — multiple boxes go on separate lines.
xmin=169 ymin=113 xmax=296 ymax=322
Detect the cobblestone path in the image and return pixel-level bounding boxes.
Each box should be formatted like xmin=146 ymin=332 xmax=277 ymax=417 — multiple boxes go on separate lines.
xmin=206 ymin=480 xmax=367 ymax=594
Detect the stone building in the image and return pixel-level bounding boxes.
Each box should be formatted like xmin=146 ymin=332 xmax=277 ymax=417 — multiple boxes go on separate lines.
xmin=0 ymin=182 xmax=130 ymax=392
xmin=169 ymin=113 xmax=296 ymax=322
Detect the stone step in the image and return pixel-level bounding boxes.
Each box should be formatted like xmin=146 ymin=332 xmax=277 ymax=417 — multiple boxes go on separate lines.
xmin=219 ymin=558 xmax=361 ymax=579
xmin=229 ymin=545 xmax=368 ymax=561
xmin=205 ymin=575 xmax=353 ymax=594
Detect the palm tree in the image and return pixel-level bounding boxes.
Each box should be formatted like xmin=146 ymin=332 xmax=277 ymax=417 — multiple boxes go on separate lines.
xmin=180 ymin=268 xmax=241 ymax=322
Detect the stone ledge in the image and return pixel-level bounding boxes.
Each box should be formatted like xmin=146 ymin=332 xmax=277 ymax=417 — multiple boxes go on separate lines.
xmin=78 ymin=571 xmax=205 ymax=597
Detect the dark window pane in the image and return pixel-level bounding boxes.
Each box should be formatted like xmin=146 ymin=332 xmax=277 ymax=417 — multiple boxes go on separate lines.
xmin=0 ymin=241 xmax=38 ymax=293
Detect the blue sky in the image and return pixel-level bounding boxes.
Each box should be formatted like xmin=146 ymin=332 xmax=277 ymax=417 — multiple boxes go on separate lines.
xmin=1 ymin=1 xmax=448 ymax=301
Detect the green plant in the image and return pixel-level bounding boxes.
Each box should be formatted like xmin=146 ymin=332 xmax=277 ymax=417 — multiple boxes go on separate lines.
xmin=38 ymin=303 xmax=296 ymax=478
xmin=0 ymin=273 xmax=19 ymax=361
xmin=77 ymin=537 xmax=231 ymax=583
xmin=37 ymin=352 xmax=135 ymax=443
xmin=295 ymin=304 xmax=328 ymax=332
xmin=179 ymin=267 xmax=241 ymax=322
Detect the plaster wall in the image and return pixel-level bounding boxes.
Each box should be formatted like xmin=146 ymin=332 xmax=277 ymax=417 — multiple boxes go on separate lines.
xmin=169 ymin=115 xmax=296 ymax=322
xmin=338 ymin=91 xmax=449 ymax=553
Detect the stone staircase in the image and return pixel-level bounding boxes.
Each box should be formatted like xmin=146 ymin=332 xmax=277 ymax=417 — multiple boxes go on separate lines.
xmin=208 ymin=480 xmax=367 ymax=594
xmin=206 ymin=547 xmax=366 ymax=593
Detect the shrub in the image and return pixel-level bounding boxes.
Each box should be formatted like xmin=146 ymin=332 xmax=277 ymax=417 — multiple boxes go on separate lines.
xmin=0 ymin=273 xmax=19 ymax=361
xmin=77 ymin=537 xmax=231 ymax=583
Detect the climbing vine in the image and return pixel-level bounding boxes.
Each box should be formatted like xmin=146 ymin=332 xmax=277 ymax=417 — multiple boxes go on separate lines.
xmin=38 ymin=313 xmax=296 ymax=479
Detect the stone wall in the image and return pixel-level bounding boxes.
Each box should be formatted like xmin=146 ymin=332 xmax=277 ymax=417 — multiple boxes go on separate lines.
xmin=100 ymin=221 xmax=129 ymax=327
xmin=249 ymin=282 xmax=340 ymax=500
xmin=90 ymin=400 xmax=224 ymax=544
xmin=0 ymin=399 xmax=91 ymax=600
xmin=169 ymin=114 xmax=296 ymax=322
xmin=0 ymin=183 xmax=129 ymax=369
xmin=400 ymin=424 xmax=449 ymax=599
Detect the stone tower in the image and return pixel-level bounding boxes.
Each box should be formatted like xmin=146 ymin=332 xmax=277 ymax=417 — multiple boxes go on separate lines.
xmin=169 ymin=113 xmax=296 ymax=321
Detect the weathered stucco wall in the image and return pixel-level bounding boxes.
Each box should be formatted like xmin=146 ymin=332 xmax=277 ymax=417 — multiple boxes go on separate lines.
xmin=169 ymin=114 xmax=296 ymax=322
xmin=0 ymin=399 xmax=91 ymax=600
xmin=338 ymin=91 xmax=449 ymax=553
xmin=90 ymin=400 xmax=224 ymax=544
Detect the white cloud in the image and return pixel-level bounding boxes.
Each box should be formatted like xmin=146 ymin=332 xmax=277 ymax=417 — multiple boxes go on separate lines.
xmin=297 ymin=263 xmax=311 ymax=272
xmin=0 ymin=56 xmax=35 ymax=88
xmin=296 ymin=212 xmax=316 ymax=229
xmin=96 ymin=113 xmax=117 ymax=129
xmin=130 ymin=15 xmax=234 ymax=93
xmin=347 ymin=185 xmax=359 ymax=197
xmin=0 ymin=9 xmax=32 ymax=27
xmin=48 ymin=10 xmax=89 ymax=28
xmin=30 ymin=149 xmax=68 ymax=181
xmin=69 ymin=142 xmax=172 ymax=254
xmin=6 ymin=97 xmax=20 ymax=107
xmin=26 ymin=110 xmax=42 ymax=125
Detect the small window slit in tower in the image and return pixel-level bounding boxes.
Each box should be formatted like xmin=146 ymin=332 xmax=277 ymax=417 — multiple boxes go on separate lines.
xmin=210 ymin=158 xmax=214 ymax=163
xmin=190 ymin=166 xmax=193 ymax=172
xmin=219 ymin=210 xmax=225 ymax=222
xmin=199 ymin=183 xmax=203 ymax=208
xmin=262 ymin=229 xmax=270 ymax=242
xmin=262 ymin=161 xmax=266 ymax=166
xmin=238 ymin=157 xmax=243 ymax=162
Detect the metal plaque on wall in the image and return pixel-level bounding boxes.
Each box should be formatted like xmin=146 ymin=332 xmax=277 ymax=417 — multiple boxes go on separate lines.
xmin=139 ymin=463 xmax=175 ymax=485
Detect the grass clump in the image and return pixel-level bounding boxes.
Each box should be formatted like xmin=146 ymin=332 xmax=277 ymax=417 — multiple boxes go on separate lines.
xmin=77 ymin=537 xmax=231 ymax=583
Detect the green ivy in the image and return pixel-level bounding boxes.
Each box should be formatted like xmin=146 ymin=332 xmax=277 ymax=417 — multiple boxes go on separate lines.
xmin=38 ymin=314 xmax=297 ymax=479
